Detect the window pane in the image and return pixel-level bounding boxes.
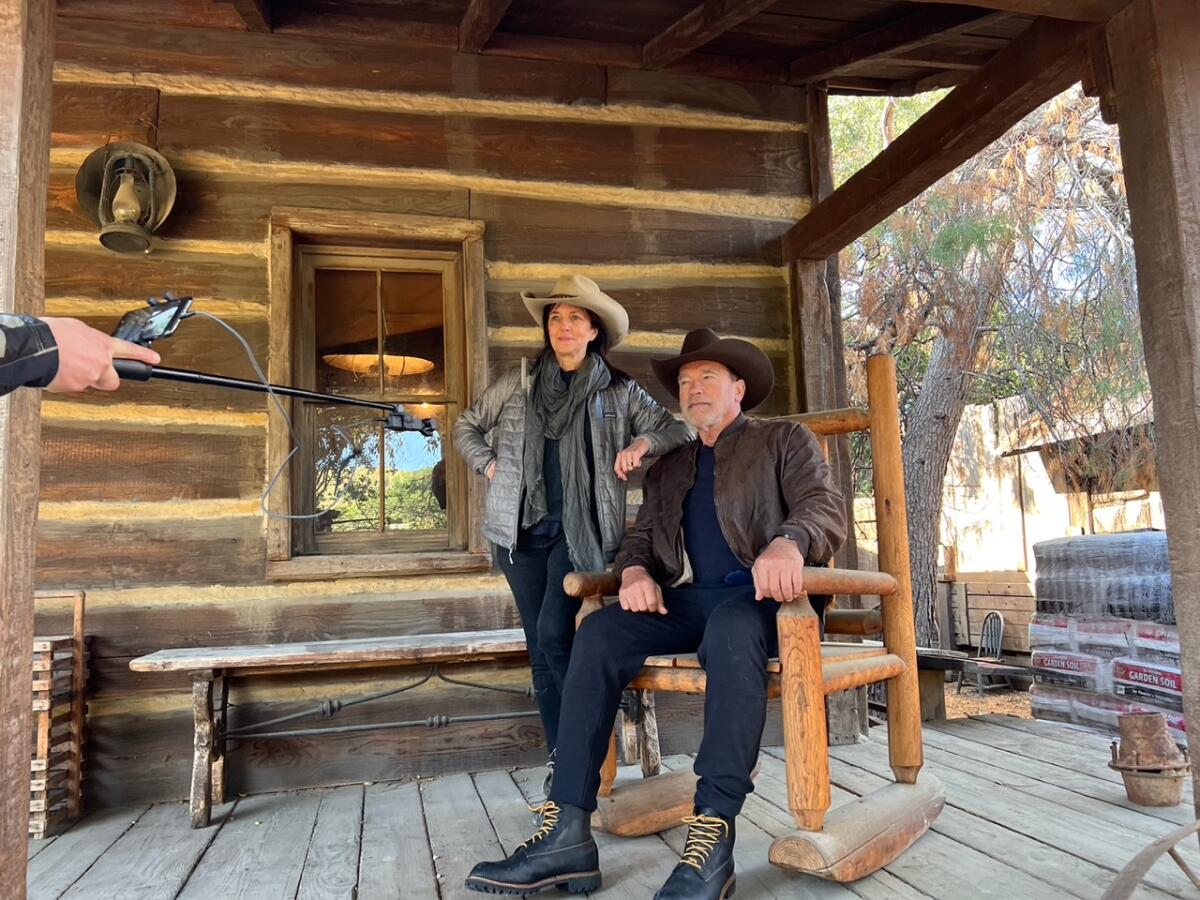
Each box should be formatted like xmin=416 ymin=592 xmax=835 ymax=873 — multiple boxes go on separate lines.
xmin=314 ymin=268 xmax=381 ymax=396
xmin=384 ymin=406 xmax=448 ymax=534
xmin=381 ymin=271 xmax=445 ymax=397
xmin=313 ymin=406 xmax=384 ymax=533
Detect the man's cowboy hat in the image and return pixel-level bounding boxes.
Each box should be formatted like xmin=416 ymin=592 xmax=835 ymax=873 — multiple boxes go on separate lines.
xmin=651 ymin=328 xmax=775 ymax=411
xmin=521 ymin=275 xmax=629 ymax=347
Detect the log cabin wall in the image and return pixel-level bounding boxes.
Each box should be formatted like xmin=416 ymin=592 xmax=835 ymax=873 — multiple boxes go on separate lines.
xmin=35 ymin=14 xmax=808 ymax=808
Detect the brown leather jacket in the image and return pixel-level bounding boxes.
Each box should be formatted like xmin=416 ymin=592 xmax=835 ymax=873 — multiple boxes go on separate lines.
xmin=613 ymin=415 xmax=845 ymax=585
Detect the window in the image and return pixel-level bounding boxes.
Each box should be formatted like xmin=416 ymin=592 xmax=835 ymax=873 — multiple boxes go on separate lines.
xmin=265 ymin=211 xmax=488 ymax=579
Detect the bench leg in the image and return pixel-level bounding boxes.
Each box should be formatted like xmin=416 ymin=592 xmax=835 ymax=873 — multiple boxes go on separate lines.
xmin=211 ymin=674 xmax=228 ymax=806
xmin=191 ymin=674 xmax=214 ymax=828
xmin=777 ymin=594 xmax=829 ymax=832
xmin=637 ymin=690 xmax=662 ymax=779
xmin=599 ymin=732 xmax=618 ymax=798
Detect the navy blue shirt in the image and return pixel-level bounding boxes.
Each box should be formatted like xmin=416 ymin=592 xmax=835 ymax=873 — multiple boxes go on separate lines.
xmin=681 ymin=443 xmax=750 ymax=587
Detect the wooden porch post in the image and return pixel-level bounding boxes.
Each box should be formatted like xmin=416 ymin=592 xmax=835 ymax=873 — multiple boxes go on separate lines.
xmin=0 ymin=0 xmax=54 ymax=890
xmin=1106 ymin=0 xmax=1200 ymax=826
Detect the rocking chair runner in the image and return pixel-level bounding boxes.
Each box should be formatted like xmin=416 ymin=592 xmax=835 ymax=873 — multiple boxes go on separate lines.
xmin=562 ymin=353 xmax=945 ymax=883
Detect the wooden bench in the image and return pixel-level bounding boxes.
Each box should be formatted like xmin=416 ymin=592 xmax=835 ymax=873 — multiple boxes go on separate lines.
xmin=130 ymin=628 xmax=529 ymax=827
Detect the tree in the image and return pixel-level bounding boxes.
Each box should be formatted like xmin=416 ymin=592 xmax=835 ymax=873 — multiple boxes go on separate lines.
xmin=833 ymin=88 xmax=1143 ymax=647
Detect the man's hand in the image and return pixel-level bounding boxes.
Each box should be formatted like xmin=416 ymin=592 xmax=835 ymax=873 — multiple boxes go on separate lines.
xmin=619 ymin=565 xmax=667 ymax=615
xmin=614 ymin=436 xmax=651 ymax=482
xmin=485 ymin=460 xmax=497 ymax=481
xmin=43 ymin=317 xmax=160 ymax=393
xmin=751 ymin=537 xmax=806 ymax=602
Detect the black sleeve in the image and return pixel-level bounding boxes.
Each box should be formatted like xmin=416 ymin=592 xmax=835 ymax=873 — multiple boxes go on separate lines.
xmin=0 ymin=315 xmax=59 ymax=396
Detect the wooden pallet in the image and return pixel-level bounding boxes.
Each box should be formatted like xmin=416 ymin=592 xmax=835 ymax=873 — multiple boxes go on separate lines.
xmin=29 ymin=591 xmax=87 ymax=839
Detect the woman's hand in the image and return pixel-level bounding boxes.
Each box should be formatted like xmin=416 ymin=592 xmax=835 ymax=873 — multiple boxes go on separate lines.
xmin=485 ymin=460 xmax=497 ymax=481
xmin=614 ymin=437 xmax=651 ymax=482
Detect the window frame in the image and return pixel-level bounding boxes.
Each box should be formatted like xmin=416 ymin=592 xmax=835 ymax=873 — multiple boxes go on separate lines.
xmin=264 ymin=209 xmax=489 ymax=581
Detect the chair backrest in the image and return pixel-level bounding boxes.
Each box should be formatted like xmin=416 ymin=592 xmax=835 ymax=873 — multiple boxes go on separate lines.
xmin=979 ymin=610 xmax=1004 ymax=659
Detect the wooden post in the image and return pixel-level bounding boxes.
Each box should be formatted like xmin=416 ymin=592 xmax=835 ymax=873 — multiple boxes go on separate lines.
xmin=211 ymin=674 xmax=229 ymax=806
xmin=67 ymin=593 xmax=85 ymax=820
xmin=598 ymin=732 xmax=618 ymax=798
xmin=866 ymin=354 xmax=923 ymax=784
xmin=190 ymin=674 xmax=215 ymax=827
xmin=1106 ymin=0 xmax=1200 ymax=832
xmin=0 ymin=0 xmax=52 ymax=887
xmin=776 ymin=595 xmax=829 ymax=831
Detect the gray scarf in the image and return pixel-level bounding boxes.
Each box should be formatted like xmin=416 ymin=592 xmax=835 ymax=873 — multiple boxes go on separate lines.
xmin=522 ymin=353 xmax=610 ymax=570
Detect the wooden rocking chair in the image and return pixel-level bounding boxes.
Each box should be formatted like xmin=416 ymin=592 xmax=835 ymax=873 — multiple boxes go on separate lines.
xmin=562 ymin=354 xmax=944 ymax=883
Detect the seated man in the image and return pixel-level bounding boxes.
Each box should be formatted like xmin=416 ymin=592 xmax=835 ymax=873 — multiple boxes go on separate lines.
xmin=466 ymin=328 xmax=846 ymax=899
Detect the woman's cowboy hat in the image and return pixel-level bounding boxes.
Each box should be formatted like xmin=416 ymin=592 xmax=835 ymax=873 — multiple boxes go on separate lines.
xmin=521 ymin=275 xmax=629 ymax=347
xmin=651 ymin=328 xmax=775 ymax=411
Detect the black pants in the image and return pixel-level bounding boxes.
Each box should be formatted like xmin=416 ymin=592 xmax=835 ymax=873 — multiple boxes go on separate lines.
xmin=496 ymin=529 xmax=581 ymax=752
xmin=549 ymin=584 xmax=786 ymax=821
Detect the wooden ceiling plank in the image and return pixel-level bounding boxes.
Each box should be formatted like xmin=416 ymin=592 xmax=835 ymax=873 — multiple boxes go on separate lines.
xmin=787 ymin=17 xmax=1096 ymax=260
xmin=902 ymin=0 xmax=1129 ymax=23
xmin=788 ymin=7 xmax=997 ymax=84
xmin=643 ymin=0 xmax=782 ymax=70
xmin=459 ymin=0 xmax=513 ymax=52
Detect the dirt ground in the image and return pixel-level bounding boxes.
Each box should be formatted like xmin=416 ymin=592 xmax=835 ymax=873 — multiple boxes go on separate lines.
xmin=944 ymin=685 xmax=1033 ymax=720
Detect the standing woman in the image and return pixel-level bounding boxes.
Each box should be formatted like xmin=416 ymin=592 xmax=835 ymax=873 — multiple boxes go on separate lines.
xmin=454 ymin=275 xmax=690 ymax=787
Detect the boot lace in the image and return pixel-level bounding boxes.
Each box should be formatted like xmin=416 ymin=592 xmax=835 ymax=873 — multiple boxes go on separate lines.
xmin=679 ymin=814 xmax=729 ymax=870
xmin=520 ymin=801 xmax=561 ymax=849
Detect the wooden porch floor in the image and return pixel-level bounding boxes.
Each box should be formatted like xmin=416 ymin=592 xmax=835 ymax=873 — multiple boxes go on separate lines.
xmin=27 ymin=714 xmax=1199 ymax=899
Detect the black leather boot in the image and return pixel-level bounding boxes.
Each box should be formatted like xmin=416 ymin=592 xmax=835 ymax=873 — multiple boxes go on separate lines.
xmin=654 ymin=809 xmax=736 ymax=900
xmin=465 ymin=801 xmax=601 ymax=896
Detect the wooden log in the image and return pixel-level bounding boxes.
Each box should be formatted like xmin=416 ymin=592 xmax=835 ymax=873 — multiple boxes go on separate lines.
xmin=824 ymin=609 xmax=883 ymax=635
xmin=821 ymin=655 xmax=905 ymax=694
xmin=777 ymin=407 xmax=871 ymax=436
xmin=563 ymin=566 xmax=897 ymax=600
xmin=777 ymin=595 xmax=829 ymax=831
xmin=636 ymin=690 xmax=661 ymax=778
xmin=591 ymin=768 xmax=697 ymax=837
xmin=211 ymin=675 xmax=228 ymax=807
xmin=1 ymin=0 xmax=52 ymax=875
xmin=190 ymin=674 xmax=213 ymax=828
xmin=1107 ymin=0 xmax=1200 ymax=833
xmin=51 ymin=83 xmax=159 ymax=149
xmin=458 ymin=0 xmax=512 ymax=52
xmin=768 ymin=776 xmax=946 ymax=881
xmin=642 ymin=0 xmax=779 ymax=70
xmin=866 ymin=354 xmax=924 ymax=785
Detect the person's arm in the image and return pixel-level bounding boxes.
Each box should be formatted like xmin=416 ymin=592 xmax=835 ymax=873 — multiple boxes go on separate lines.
xmin=614 ymin=380 xmax=692 ymax=481
xmin=0 ymin=315 xmax=160 ymax=397
xmin=773 ymin=423 xmax=847 ymax=565
xmin=751 ymin=423 xmax=846 ymax=602
xmin=452 ymin=368 xmax=519 ymax=476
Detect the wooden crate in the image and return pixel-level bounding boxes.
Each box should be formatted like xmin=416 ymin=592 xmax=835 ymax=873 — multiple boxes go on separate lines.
xmin=950 ymin=573 xmax=1035 ymax=654
xmin=29 ymin=590 xmax=87 ymax=839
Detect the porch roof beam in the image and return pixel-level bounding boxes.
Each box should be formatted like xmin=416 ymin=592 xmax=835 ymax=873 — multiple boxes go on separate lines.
xmin=459 ymin=0 xmax=513 ymax=52
xmin=788 ymin=7 xmax=998 ymax=85
xmin=904 ymin=0 xmax=1130 ymax=23
xmin=786 ymin=17 xmax=1095 ymax=261
xmin=643 ymin=0 xmax=780 ymax=70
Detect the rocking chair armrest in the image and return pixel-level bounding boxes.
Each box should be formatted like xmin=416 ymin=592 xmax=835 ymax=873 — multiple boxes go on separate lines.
xmin=563 ymin=566 xmax=898 ymax=600
xmin=563 ymin=571 xmax=620 ymax=598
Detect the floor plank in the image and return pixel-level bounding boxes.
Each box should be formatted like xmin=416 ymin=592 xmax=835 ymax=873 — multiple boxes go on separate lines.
xmin=177 ymin=791 xmax=320 ymax=899
xmin=27 ymin=805 xmax=151 ymax=899
xmin=296 ymin=784 xmax=363 ymax=900
xmin=814 ymin=747 xmax=1174 ymax=900
xmin=358 ymin=781 xmax=437 ymax=900
xmin=472 ymin=769 xmax=538 ymax=853
xmin=423 ymin=772 xmax=506 ymax=900
xmin=27 ymin=833 xmax=57 ymax=861
xmin=59 ymin=801 xmax=230 ymax=900
xmin=926 ymin=719 xmax=1194 ymax=825
xmin=971 ymin=713 xmax=1123 ymax=750
xmin=829 ymin=737 xmax=1198 ymax=897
